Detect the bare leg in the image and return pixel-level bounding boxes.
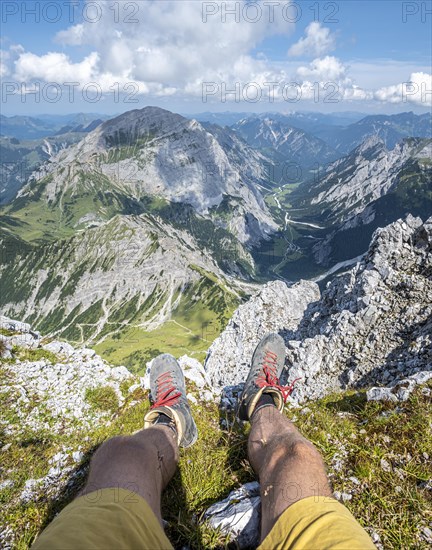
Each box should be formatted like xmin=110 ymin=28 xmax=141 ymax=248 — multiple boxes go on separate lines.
xmin=248 ymin=406 xmax=332 ymax=541
xmin=81 ymin=425 xmax=178 ymax=525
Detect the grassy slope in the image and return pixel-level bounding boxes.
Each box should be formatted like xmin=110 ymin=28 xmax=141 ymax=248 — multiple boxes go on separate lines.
xmin=94 ymin=273 xmax=240 ymax=370
xmin=1 ymin=341 xmax=430 ymax=550
xmin=0 ymin=173 xmax=246 ymax=364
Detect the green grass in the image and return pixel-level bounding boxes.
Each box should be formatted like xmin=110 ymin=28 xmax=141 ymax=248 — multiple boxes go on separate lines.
xmin=0 ymin=328 xmax=15 ymax=337
xmin=292 ymin=387 xmax=432 ymax=549
xmin=95 ymin=289 xmax=237 ymax=371
xmin=1 ymin=372 xmax=431 ymax=549
xmin=85 ymin=386 xmax=119 ymax=413
xmin=94 ymin=273 xmax=240 ymax=371
xmin=11 ymin=348 xmax=59 ymax=364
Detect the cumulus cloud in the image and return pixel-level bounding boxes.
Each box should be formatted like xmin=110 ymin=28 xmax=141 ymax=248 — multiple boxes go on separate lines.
xmin=0 ymin=45 xmax=24 ymax=78
xmin=296 ymin=56 xmax=348 ymax=82
xmin=294 ymin=56 xmax=372 ymax=103
xmin=28 ymin=0 xmax=293 ymax=94
xmin=14 ymin=52 xmax=99 ymax=83
xmin=0 ymin=0 xmax=428 ymax=107
xmin=0 ymin=0 xmax=298 ymax=97
xmin=0 ymin=50 xmax=10 ymax=77
xmin=374 ymin=72 xmax=432 ymax=106
xmin=288 ymin=22 xmax=336 ymax=58
xmin=55 ymin=24 xmax=85 ymax=46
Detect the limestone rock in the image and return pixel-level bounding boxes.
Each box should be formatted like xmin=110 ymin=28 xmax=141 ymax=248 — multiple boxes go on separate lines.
xmin=204 ymin=482 xmax=261 ymax=548
xmin=205 ymin=216 xmax=432 ymax=403
xmin=205 ymin=279 xmax=320 ymax=387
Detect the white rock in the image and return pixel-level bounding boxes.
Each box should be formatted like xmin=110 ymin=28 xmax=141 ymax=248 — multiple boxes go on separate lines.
xmin=333 ymin=490 xmax=352 ymax=502
xmin=9 ymin=333 xmax=39 ymax=349
xmin=0 ymin=316 xmax=31 ymax=334
xmin=72 ymin=451 xmax=84 ymax=463
xmin=110 ymin=366 xmax=132 ymax=380
xmin=186 ymin=393 xmax=198 ymax=404
xmin=0 ymin=479 xmax=14 ymax=490
xmin=179 ymin=355 xmax=211 ymax=388
xmin=205 ymin=280 xmax=320 ymax=387
xmin=366 ymin=388 xmax=397 ymax=402
xmin=43 ymin=341 xmax=75 ymax=357
xmin=421 ymin=527 xmax=432 ymax=543
xmin=380 ymin=458 xmax=392 ymax=472
xmin=204 ymin=482 xmax=261 ymax=548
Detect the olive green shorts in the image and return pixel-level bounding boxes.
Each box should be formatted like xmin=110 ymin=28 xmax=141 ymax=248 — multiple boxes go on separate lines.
xmin=32 ymin=488 xmax=375 ymax=549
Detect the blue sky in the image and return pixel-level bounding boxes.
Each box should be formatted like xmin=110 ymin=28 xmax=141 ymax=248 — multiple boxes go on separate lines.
xmin=1 ymin=0 xmax=431 ymax=115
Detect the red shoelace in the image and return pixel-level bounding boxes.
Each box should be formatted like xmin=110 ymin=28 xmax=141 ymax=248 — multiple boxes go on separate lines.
xmin=151 ymin=372 xmax=182 ymax=409
xmin=256 ymin=350 xmax=300 ymax=402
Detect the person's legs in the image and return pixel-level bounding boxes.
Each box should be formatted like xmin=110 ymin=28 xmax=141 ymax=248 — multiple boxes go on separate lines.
xmin=33 ymin=354 xmax=198 ymax=550
xmin=248 ymin=405 xmax=332 ymax=541
xmin=78 ymin=352 xmax=198 ymax=524
xmin=80 ymin=424 xmax=178 ymax=525
xmin=239 ymin=333 xmax=373 ymax=549
xmin=237 ymin=332 xmax=331 ymax=540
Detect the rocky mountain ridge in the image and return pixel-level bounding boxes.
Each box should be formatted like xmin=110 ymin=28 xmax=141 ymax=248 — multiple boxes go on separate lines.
xmin=287 ymin=136 xmax=432 ymax=268
xmin=206 ymin=215 xmax=432 ymax=402
xmin=232 ymin=115 xmax=339 ymax=175
xmin=0 ymin=213 xmax=248 ymax=366
xmin=295 ymin=137 xmax=431 ymax=223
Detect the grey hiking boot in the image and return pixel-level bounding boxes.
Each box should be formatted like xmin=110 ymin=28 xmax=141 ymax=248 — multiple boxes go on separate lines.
xmin=237 ymin=333 xmax=298 ymax=421
xmin=144 ymin=354 xmax=198 ymax=448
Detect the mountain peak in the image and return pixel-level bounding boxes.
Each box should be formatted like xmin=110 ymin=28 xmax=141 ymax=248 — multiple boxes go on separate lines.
xmin=95 ymin=106 xmax=190 ymax=147
xmin=14 ymin=106 xmax=277 ymax=246
xmin=355 ymin=133 xmax=386 ymax=155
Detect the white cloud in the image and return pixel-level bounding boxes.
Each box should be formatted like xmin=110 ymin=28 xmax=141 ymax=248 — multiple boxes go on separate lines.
xmin=14 ymin=51 xmax=99 ymax=83
xmin=294 ymin=56 xmax=373 ymax=103
xmin=1 ymin=1 xmax=429 ymax=108
xmin=374 ymin=72 xmax=432 ymax=106
xmin=296 ymin=56 xmax=348 ymax=82
xmin=0 ymin=50 xmax=10 ymax=77
xmin=0 ymin=45 xmax=24 ymax=78
xmin=288 ymin=22 xmax=336 ymax=58
xmin=55 ymin=24 xmax=85 ymax=46
xmin=45 ymin=0 xmax=293 ymax=94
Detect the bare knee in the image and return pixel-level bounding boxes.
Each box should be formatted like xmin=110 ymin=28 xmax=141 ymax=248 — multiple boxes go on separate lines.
xmin=95 ymin=428 xmax=178 ymax=465
xmin=289 ymin=438 xmax=322 ymax=462
xmin=93 ymin=435 xmax=141 ymax=463
xmin=266 ymin=435 xmax=322 ymax=466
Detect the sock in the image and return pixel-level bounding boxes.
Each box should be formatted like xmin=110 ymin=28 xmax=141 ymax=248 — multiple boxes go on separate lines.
xmin=254 ymin=392 xmax=276 ymax=413
xmin=154 ymin=413 xmax=177 ymax=434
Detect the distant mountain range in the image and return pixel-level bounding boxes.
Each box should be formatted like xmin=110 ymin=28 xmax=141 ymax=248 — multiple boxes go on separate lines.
xmin=230 ymin=111 xmax=432 ymax=168
xmin=0 ymin=113 xmax=110 ymax=140
xmin=231 ymin=116 xmax=339 ymax=175
xmin=0 ymin=113 xmax=111 ymax=204
xmin=187 ymin=110 xmax=366 ymax=128
xmin=317 ymin=111 xmax=432 ymax=154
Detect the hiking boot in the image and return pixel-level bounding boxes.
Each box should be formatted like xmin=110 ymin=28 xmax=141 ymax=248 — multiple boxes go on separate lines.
xmin=237 ymin=333 xmax=298 ymax=421
xmin=144 ymin=354 xmax=198 ymax=448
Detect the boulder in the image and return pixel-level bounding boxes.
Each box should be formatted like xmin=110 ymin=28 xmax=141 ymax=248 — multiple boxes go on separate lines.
xmin=204 ymin=482 xmax=261 ymax=548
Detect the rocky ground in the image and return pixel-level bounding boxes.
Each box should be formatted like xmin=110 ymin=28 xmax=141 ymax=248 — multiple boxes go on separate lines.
xmin=206 ymin=215 xmax=432 ymax=403
xmin=1 ymin=215 xmax=431 ymax=549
